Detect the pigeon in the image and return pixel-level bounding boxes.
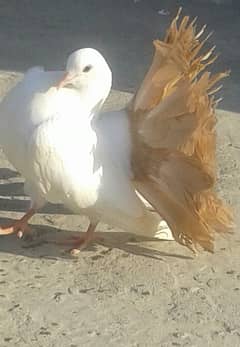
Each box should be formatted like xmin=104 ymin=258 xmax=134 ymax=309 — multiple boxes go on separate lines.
xmin=0 ymin=9 xmax=233 ymax=254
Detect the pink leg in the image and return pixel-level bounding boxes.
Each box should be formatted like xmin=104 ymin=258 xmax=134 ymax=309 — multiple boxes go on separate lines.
xmin=56 ymin=222 xmax=99 ymax=255
xmin=0 ymin=208 xmax=35 ymax=238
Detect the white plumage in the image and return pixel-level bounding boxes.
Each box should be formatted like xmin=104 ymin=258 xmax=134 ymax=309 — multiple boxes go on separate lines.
xmin=1 ymin=11 xmax=232 ymax=254
xmin=0 ymin=48 xmax=171 ymax=251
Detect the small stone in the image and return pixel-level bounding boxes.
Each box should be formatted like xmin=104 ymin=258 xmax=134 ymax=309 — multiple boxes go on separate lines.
xmin=87 ymin=330 xmax=100 ymax=337
xmin=190 ymin=287 xmax=201 ymax=293
xmin=39 ymin=330 xmax=51 ymax=335
xmin=226 ymin=270 xmax=235 ymax=275
xmin=79 ymin=288 xmax=93 ymax=293
xmin=53 ymin=292 xmax=64 ymax=302
xmin=8 ymin=304 xmax=20 ymax=312
xmin=206 ymin=278 xmax=219 ymax=287
xmin=141 ymin=290 xmax=150 ymax=296
xmin=4 ymin=338 xmax=12 ymax=342
xmin=130 ymin=286 xmax=138 ymax=293
xmin=223 ymin=322 xmax=233 ymax=333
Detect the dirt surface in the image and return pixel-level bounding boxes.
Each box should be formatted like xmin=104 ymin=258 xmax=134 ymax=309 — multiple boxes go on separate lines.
xmin=0 ymin=2 xmax=239 ymax=347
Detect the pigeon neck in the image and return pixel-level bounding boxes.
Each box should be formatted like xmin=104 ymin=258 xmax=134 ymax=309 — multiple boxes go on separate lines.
xmin=79 ymin=84 xmax=110 ymax=119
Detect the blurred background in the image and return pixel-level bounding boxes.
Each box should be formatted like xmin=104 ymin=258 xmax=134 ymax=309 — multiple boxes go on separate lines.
xmin=0 ymin=0 xmax=239 ymax=111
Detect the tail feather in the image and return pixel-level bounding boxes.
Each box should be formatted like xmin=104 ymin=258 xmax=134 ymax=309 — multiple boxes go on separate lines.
xmin=135 ymin=179 xmax=214 ymax=253
xmin=128 ymin=9 xmax=234 ymax=252
xmin=140 ymin=81 xmax=198 ymax=149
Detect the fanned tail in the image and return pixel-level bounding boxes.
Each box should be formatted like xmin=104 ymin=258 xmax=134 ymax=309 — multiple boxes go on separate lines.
xmin=128 ymin=8 xmax=234 ymax=252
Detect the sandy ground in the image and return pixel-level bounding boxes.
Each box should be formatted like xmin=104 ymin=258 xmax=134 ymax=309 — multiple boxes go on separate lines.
xmin=0 ymin=1 xmax=239 ymax=347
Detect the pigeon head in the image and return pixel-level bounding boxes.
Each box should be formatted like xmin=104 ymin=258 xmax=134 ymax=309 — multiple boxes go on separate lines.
xmin=57 ymin=48 xmax=112 ymax=109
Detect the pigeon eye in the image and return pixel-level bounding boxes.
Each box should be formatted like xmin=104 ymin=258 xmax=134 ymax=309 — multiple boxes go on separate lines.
xmin=83 ymin=65 xmax=93 ymax=73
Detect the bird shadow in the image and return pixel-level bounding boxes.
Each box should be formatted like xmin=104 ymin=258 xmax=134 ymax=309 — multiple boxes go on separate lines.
xmin=0 ymin=168 xmax=192 ymax=261
xmin=0 ymin=216 xmax=192 ymax=262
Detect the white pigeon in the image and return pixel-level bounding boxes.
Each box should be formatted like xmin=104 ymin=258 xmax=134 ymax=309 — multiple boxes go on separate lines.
xmin=0 ymin=48 xmax=172 ymax=251
xmin=0 ymin=11 xmax=233 ymax=254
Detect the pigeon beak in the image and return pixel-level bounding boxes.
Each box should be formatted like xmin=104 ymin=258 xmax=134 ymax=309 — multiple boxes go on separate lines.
xmin=56 ymin=72 xmax=75 ymax=89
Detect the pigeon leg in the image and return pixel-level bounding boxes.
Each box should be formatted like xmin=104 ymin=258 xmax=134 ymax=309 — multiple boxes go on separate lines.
xmin=0 ymin=208 xmax=35 ymax=238
xmin=70 ymin=222 xmax=99 ymax=255
xmin=56 ymin=222 xmax=99 ymax=255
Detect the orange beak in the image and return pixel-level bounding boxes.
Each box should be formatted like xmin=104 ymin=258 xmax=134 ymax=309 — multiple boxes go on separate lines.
xmin=56 ymin=72 xmax=75 ymax=89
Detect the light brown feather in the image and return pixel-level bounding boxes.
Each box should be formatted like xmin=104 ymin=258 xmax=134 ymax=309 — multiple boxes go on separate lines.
xmin=128 ymin=8 xmax=234 ymax=252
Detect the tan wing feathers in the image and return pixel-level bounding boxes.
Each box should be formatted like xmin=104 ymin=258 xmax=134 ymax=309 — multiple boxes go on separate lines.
xmin=128 ymin=9 xmax=233 ymax=252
